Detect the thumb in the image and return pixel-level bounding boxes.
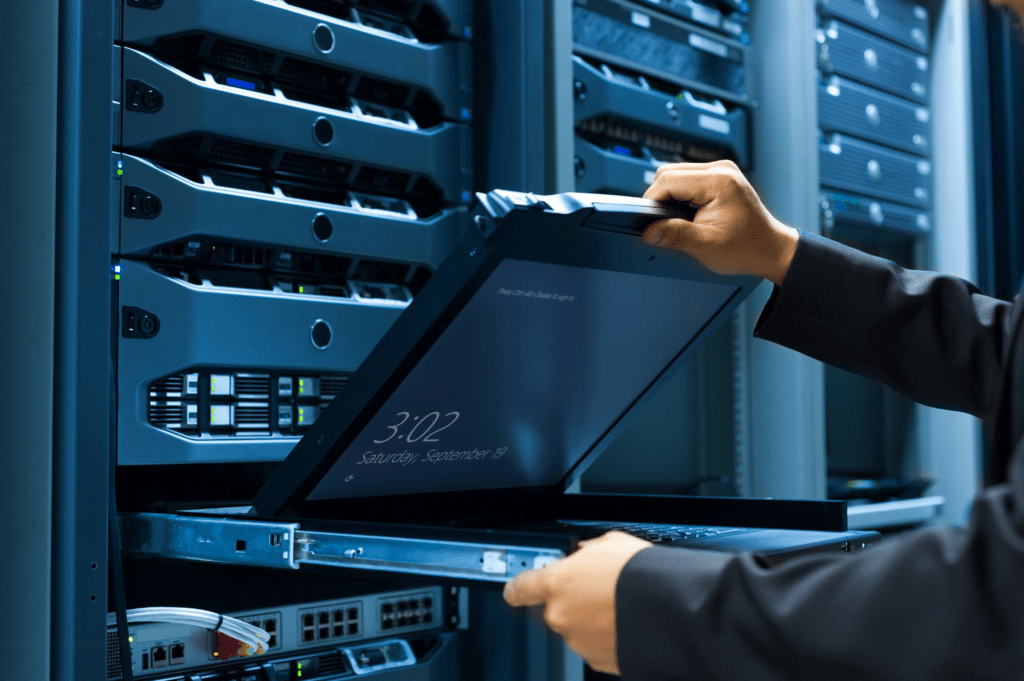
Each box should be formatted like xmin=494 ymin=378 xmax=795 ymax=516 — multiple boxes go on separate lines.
xmin=503 ymin=568 xmax=549 ymax=607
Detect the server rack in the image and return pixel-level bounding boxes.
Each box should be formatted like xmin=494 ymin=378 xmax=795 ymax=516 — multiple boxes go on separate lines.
xmin=568 ymin=0 xmax=754 ymax=498
xmin=115 ymin=0 xmax=474 ymax=468
xmin=815 ymin=0 xmax=939 ymax=517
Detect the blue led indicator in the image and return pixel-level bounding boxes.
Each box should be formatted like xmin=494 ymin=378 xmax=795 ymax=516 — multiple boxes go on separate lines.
xmin=226 ymin=77 xmax=256 ymax=91
xmin=464 ymin=26 xmax=473 ymax=38
xmin=613 ymin=145 xmax=632 ymax=156
xmin=461 ymin=190 xmax=471 ymax=203
xmin=461 ymin=108 xmax=471 ymax=120
xmin=114 ymin=265 xmax=122 ymax=273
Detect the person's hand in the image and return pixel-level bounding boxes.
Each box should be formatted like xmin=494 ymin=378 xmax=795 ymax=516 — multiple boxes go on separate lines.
xmin=642 ymin=160 xmax=799 ymax=286
xmin=503 ymin=531 xmax=653 ymax=675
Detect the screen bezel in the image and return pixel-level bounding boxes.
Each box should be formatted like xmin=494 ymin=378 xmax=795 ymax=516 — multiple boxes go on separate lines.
xmin=250 ymin=193 xmax=759 ymax=518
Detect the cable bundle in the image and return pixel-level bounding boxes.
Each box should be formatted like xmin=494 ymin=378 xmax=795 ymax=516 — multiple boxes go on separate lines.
xmin=105 ymin=607 xmax=270 ymax=656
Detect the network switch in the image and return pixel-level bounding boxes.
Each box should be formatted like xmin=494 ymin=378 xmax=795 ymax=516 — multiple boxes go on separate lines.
xmin=817 ymin=0 xmax=929 ymax=53
xmin=572 ymin=0 xmax=748 ymax=103
xmin=818 ymin=73 xmax=930 ymax=156
xmin=277 ymin=0 xmax=474 ymax=42
xmin=114 ymin=154 xmax=468 ymax=267
xmin=122 ymin=0 xmax=473 ymax=121
xmin=573 ymin=55 xmax=749 ymax=168
xmin=105 ymin=587 xmax=449 ymax=679
xmin=817 ymin=19 xmax=929 ymax=104
xmin=820 ymin=190 xmax=931 ymax=236
xmin=574 ymin=134 xmax=729 ymax=197
xmin=819 ymin=131 xmax=931 ymax=208
xmin=116 ymin=259 xmax=404 ymax=464
xmin=633 ymin=0 xmax=750 ymax=43
xmin=119 ymin=46 xmax=472 ymax=205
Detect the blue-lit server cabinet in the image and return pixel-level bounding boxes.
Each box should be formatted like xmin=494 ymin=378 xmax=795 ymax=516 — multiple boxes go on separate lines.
xmin=114 ymin=0 xmax=473 ymax=467
xmin=13 ymin=0 xmax=982 ymax=679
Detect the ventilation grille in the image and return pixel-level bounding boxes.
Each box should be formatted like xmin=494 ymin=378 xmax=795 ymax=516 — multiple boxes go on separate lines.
xmin=148 ymin=403 xmax=185 ymax=426
xmin=151 ymin=32 xmax=441 ymax=127
xmin=150 ymin=136 xmax=440 ymax=217
xmin=106 ymin=630 xmax=123 ymax=681
xmin=207 ymin=243 xmax=270 ymax=268
xmin=150 ymin=375 xmax=184 ymax=395
xmin=234 ymin=374 xmax=271 ymax=397
xmin=235 ymin=403 xmax=271 ymax=426
xmin=207 ymin=139 xmax=275 ymax=170
xmin=320 ymin=376 xmax=349 ymax=398
xmin=318 ymin=651 xmax=348 ymax=676
xmin=277 ymin=153 xmax=351 ymax=182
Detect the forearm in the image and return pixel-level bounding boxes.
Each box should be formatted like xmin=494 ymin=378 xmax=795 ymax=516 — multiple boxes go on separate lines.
xmin=752 ymin=230 xmax=1013 ymax=420
xmin=616 ymin=486 xmax=1024 ymax=681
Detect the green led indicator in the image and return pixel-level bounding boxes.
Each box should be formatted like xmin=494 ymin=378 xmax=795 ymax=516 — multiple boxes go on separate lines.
xmin=297 ymin=673 xmax=302 ymax=678
xmin=298 ymin=285 xmax=304 ymax=293
xmin=117 ymin=168 xmax=123 ymax=176
xmin=114 ymin=274 xmax=120 ymax=280
xmin=297 ymin=663 xmax=302 ymax=669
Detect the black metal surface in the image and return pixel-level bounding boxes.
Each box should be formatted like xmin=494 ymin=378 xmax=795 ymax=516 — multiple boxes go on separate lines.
xmin=53 ymin=0 xmax=114 ymax=679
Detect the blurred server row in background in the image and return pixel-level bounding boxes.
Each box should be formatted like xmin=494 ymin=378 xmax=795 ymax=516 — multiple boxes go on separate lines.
xmin=814 ymin=0 xmax=940 ymax=507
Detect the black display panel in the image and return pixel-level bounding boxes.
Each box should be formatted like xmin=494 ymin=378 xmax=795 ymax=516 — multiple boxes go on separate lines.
xmin=307 ymin=258 xmax=737 ymax=500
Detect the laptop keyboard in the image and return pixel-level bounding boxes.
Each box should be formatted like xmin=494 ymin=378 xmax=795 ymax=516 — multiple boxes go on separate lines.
xmin=518 ymin=521 xmax=746 ymax=544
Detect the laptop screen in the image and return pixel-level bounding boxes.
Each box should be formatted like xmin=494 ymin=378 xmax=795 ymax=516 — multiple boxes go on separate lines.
xmin=306 ymin=257 xmax=738 ymax=500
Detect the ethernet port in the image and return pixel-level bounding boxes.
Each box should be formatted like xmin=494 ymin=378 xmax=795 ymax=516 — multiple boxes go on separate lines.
xmin=333 ymin=625 xmax=344 ymax=637
xmin=348 ymin=623 xmax=358 ymax=635
xmin=382 ymin=603 xmax=394 ymax=613
xmin=264 ymin=619 xmax=276 ymax=632
xmin=410 ymin=615 xmax=420 ymax=625
xmin=348 ymin=607 xmax=359 ymax=619
xmin=332 ymin=609 xmax=344 ymax=623
xmin=424 ymin=612 xmax=432 ymax=624
xmin=268 ymin=635 xmax=277 ymax=648
xmin=382 ymin=619 xmax=394 ymax=630
xmin=397 ymin=615 xmax=407 ymax=626
xmin=397 ymin=601 xmax=408 ymax=611
xmin=151 ymin=646 xmax=168 ymax=668
xmin=318 ymin=626 xmax=329 ymax=639
xmin=422 ymin=597 xmax=432 ymax=608
xmin=303 ymin=614 xmax=314 ymax=627
xmin=409 ymin=599 xmax=419 ymax=610
xmin=169 ymin=643 xmax=185 ymax=665
xmin=303 ymin=629 xmax=315 ymax=643
xmin=318 ymin=612 xmax=329 ymax=625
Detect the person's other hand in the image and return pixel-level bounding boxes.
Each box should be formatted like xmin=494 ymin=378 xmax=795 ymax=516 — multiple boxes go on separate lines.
xmin=503 ymin=531 xmax=653 ymax=676
xmin=642 ymin=160 xmax=799 ymax=286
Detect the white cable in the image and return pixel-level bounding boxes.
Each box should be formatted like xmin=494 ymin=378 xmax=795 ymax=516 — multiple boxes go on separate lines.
xmin=106 ymin=607 xmax=269 ymax=656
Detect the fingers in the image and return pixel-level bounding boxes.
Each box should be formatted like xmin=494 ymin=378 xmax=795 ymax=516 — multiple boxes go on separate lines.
xmin=644 ymin=160 xmax=741 ymax=205
xmin=503 ymin=567 xmax=549 ymax=607
xmin=642 ymin=217 xmax=697 ymax=250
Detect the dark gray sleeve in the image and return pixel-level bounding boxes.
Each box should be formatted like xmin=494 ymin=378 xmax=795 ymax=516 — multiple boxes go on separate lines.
xmin=752 ymin=230 xmax=1016 ymax=423
xmin=615 ymin=485 xmax=1024 ymax=681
